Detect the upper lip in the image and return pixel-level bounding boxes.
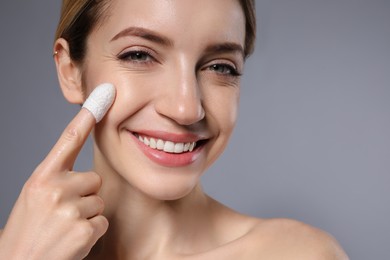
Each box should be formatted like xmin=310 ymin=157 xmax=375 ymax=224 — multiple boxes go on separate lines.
xmin=128 ymin=129 xmax=208 ymax=143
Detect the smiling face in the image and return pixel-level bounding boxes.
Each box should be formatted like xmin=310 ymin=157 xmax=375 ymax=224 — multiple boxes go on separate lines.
xmin=67 ymin=0 xmax=245 ymax=200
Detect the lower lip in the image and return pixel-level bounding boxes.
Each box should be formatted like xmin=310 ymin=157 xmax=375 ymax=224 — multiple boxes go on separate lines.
xmin=129 ymin=132 xmax=204 ymax=167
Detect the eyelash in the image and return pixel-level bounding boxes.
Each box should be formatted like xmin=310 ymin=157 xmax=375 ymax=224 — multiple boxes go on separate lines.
xmin=117 ymin=50 xmax=242 ymax=77
xmin=206 ymin=63 xmax=242 ymax=77
xmin=117 ymin=50 xmax=155 ymax=64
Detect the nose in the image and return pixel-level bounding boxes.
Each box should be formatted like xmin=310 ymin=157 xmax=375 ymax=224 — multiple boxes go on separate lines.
xmin=154 ymin=63 xmax=205 ymax=126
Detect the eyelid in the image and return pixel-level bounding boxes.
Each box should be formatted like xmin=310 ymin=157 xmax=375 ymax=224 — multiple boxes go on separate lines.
xmin=117 ymin=46 xmax=159 ymax=63
xmin=205 ymin=58 xmax=240 ymax=70
xmin=203 ymin=59 xmax=242 ymax=76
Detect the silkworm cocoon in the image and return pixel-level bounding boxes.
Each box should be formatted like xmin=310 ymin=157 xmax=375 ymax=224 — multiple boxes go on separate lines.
xmin=82 ymin=83 xmax=116 ymax=123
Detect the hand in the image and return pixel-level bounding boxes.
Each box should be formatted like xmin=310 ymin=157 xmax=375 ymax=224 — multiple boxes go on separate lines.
xmin=0 ymin=83 xmax=115 ymax=260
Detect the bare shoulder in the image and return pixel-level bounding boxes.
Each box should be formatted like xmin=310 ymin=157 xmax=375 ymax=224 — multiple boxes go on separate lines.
xmin=246 ymin=218 xmax=349 ymax=259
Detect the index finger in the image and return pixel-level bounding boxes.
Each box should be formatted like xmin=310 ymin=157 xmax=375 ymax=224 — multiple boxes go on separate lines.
xmin=42 ymin=83 xmax=116 ymax=173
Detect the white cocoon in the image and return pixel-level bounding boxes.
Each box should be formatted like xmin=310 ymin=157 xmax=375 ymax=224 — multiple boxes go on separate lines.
xmin=82 ymin=83 xmax=116 ymax=123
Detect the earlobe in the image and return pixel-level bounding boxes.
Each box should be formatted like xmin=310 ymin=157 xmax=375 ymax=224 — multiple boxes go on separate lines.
xmin=53 ymin=38 xmax=84 ymax=104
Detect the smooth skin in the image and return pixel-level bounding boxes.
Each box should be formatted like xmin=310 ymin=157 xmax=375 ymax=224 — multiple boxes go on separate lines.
xmin=0 ymin=0 xmax=348 ymax=259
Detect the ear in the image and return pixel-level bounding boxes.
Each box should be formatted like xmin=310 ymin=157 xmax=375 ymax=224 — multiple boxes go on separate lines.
xmin=53 ymin=38 xmax=84 ymax=104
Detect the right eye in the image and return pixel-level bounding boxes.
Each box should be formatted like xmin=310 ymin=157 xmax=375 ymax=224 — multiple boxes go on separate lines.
xmin=117 ymin=50 xmax=154 ymax=64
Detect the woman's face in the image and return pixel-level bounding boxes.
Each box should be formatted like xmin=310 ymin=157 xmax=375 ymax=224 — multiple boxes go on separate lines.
xmin=82 ymin=0 xmax=245 ymax=200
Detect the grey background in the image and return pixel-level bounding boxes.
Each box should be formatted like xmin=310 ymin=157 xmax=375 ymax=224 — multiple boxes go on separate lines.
xmin=0 ymin=1 xmax=389 ymax=259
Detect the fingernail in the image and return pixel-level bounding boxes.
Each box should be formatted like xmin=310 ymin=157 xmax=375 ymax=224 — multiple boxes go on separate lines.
xmin=82 ymin=83 xmax=116 ymax=123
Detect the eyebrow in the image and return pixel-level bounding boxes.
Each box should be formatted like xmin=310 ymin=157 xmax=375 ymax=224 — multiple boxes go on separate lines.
xmin=204 ymin=42 xmax=245 ymax=59
xmin=110 ymin=26 xmax=174 ymax=47
xmin=111 ymin=26 xmax=244 ymax=58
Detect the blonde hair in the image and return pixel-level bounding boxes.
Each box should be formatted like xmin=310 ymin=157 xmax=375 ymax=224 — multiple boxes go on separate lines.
xmin=239 ymin=0 xmax=256 ymax=57
xmin=55 ymin=0 xmax=90 ymax=40
xmin=55 ymin=0 xmax=109 ymax=62
xmin=55 ymin=0 xmax=256 ymax=62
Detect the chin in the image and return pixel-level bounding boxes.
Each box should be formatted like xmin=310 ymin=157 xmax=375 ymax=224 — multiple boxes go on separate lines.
xmin=142 ymin=183 xmax=197 ymax=201
xmin=119 ymin=165 xmax=203 ymax=201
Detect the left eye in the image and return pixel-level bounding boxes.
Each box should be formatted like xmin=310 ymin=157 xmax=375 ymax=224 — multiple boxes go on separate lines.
xmin=208 ymin=64 xmax=240 ymax=76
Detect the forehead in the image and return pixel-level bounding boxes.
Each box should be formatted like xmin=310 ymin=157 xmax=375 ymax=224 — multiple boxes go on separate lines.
xmin=96 ymin=0 xmax=245 ymax=47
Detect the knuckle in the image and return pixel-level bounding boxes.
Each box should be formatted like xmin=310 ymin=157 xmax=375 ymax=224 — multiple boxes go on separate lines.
xmin=60 ymin=204 xmax=81 ymax=220
xmin=91 ymin=172 xmax=103 ymax=189
xmin=23 ymin=176 xmax=66 ymax=205
xmin=22 ymin=177 xmax=66 ymax=209
xmin=91 ymin=216 xmax=109 ymax=238
xmin=101 ymin=216 xmax=109 ymax=232
xmin=47 ymin=186 xmax=65 ymax=205
xmin=78 ymin=221 xmax=95 ymax=240
xmin=22 ymin=175 xmax=49 ymax=199
xmin=95 ymin=196 xmax=105 ymax=213
xmin=63 ymin=124 xmax=82 ymax=143
xmin=72 ymin=221 xmax=95 ymax=257
xmin=84 ymin=171 xmax=103 ymax=190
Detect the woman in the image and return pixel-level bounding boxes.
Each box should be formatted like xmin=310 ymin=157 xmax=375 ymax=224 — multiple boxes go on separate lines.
xmin=0 ymin=0 xmax=348 ymax=259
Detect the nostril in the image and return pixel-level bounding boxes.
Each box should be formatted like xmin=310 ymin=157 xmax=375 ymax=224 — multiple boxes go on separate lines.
xmin=174 ymin=102 xmax=205 ymax=125
xmin=153 ymin=96 xmax=203 ymax=126
xmin=153 ymin=85 xmax=204 ymax=125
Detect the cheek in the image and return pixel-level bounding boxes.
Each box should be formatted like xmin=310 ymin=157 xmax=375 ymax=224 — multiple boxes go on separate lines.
xmin=201 ymin=86 xmax=239 ymax=169
xmin=82 ymin=66 xmax=158 ymax=125
xmin=205 ymin=86 xmax=240 ymax=133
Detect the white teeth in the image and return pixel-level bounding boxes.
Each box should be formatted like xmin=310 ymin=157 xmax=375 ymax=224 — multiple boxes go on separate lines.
xmin=189 ymin=142 xmax=195 ymax=152
xmin=150 ymin=138 xmax=157 ymax=149
xmin=163 ymin=141 xmax=175 ymax=153
xmin=137 ymin=134 xmax=197 ymax=154
xmin=156 ymin=139 xmax=164 ymax=150
xmin=184 ymin=143 xmax=190 ymax=152
xmin=174 ymin=143 xmax=184 ymax=153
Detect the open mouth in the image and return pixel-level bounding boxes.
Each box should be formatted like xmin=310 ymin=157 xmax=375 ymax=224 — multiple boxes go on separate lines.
xmin=132 ymin=133 xmax=207 ymax=154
